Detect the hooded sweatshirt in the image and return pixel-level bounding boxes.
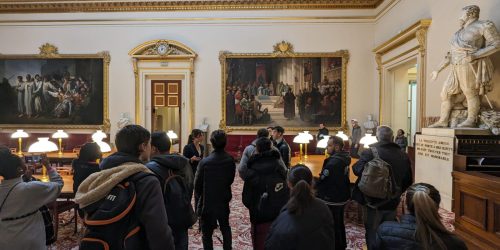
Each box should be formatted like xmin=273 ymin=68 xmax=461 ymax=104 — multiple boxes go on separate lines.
xmin=146 ymin=154 xmax=193 ymax=197
xmin=75 ymin=152 xmax=175 ymax=250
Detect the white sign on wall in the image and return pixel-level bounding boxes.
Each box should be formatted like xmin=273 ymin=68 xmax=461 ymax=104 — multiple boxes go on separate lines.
xmin=415 ymin=134 xmax=455 ymax=211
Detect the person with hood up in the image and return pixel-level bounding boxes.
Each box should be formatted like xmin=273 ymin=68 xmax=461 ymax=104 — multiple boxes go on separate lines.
xmin=75 ymin=125 xmax=174 ymax=250
xmin=238 ymin=128 xmax=284 ymax=180
xmin=315 ymin=135 xmax=352 ymax=250
xmin=146 ymin=132 xmax=194 ymax=250
xmin=242 ymin=137 xmax=288 ymax=250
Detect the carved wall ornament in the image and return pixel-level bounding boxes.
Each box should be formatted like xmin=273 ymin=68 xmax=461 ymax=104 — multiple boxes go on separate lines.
xmin=416 ymin=28 xmax=428 ymax=55
xmin=38 ymin=43 xmax=59 ymax=57
xmin=0 ymin=0 xmax=385 ymax=13
xmin=273 ymin=41 xmax=294 ymax=55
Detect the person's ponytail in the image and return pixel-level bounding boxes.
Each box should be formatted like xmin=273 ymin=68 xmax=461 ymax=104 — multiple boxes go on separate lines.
xmin=287 ymin=180 xmax=314 ymax=215
xmin=407 ymin=184 xmax=450 ymax=250
xmin=286 ymin=165 xmax=315 ymax=215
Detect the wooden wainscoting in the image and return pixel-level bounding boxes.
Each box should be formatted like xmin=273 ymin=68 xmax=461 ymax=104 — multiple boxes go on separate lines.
xmin=452 ymin=171 xmax=500 ymax=249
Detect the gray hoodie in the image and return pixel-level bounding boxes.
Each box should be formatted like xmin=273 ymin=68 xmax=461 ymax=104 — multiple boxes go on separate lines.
xmin=0 ymin=169 xmax=63 ymax=250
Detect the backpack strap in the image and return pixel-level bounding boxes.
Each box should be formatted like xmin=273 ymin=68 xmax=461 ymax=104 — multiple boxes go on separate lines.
xmin=0 ymin=182 xmax=22 ymax=214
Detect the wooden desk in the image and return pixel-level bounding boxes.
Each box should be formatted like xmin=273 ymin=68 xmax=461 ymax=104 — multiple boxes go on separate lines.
xmin=34 ymin=174 xmax=77 ymax=238
xmin=290 ymin=155 xmax=359 ymax=183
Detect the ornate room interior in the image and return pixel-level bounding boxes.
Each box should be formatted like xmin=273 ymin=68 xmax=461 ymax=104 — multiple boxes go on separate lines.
xmin=0 ymin=0 xmax=499 ymax=249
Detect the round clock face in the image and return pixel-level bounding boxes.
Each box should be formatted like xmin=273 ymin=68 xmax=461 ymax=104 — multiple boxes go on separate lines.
xmin=157 ymin=44 xmax=168 ymax=55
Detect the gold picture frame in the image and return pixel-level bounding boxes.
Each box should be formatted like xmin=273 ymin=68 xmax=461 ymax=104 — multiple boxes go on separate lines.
xmin=0 ymin=43 xmax=111 ymax=131
xmin=220 ymin=41 xmax=349 ymax=132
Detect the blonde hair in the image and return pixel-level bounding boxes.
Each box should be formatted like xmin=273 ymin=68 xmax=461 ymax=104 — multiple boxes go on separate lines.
xmin=406 ymin=183 xmax=451 ymax=250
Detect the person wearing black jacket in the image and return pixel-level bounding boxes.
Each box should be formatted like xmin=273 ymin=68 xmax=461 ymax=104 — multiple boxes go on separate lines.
xmin=72 ymin=142 xmax=102 ymax=218
xmin=375 ymin=183 xmax=466 ymax=250
xmin=265 ymin=165 xmax=335 ymax=250
xmin=72 ymin=142 xmax=102 ymax=194
xmin=315 ymin=136 xmax=351 ymax=250
xmin=194 ymin=130 xmax=235 ymax=250
xmin=242 ymin=137 xmax=288 ymax=250
xmin=75 ymin=125 xmax=175 ymax=250
xmin=182 ymin=129 xmax=205 ymax=177
xmin=352 ymin=126 xmax=412 ymax=250
xmin=146 ymin=132 xmax=194 ymax=250
xmin=272 ymin=126 xmax=291 ymax=168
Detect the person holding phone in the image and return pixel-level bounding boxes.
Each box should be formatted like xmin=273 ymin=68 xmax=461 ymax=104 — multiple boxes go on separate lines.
xmin=0 ymin=148 xmax=63 ymax=249
xmin=183 ymin=129 xmax=205 ymax=177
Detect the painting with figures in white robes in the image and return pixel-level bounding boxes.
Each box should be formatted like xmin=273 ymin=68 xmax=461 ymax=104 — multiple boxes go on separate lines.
xmin=0 ymin=56 xmax=108 ymax=129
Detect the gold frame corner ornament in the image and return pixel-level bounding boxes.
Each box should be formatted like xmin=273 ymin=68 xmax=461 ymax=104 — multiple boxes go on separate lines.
xmin=38 ymin=43 xmax=59 ymax=57
xmin=0 ymin=44 xmax=110 ymax=131
xmin=273 ymin=41 xmax=294 ymax=55
xmin=220 ymin=41 xmax=349 ymax=133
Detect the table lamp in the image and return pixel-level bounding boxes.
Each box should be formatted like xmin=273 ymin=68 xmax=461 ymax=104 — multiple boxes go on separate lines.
xmin=92 ymin=130 xmax=107 ymax=142
xmin=302 ymin=131 xmax=314 ymax=159
xmin=293 ymin=133 xmax=309 ymax=163
xmin=360 ymin=133 xmax=378 ymax=148
xmin=52 ymin=130 xmax=68 ymax=155
xmin=335 ymin=131 xmax=349 ymax=141
xmin=95 ymin=140 xmax=112 ymax=153
xmin=166 ymin=130 xmax=178 ymax=153
xmin=11 ymin=130 xmax=29 ymax=156
xmin=91 ymin=130 xmax=111 ymax=153
xmin=28 ymin=138 xmax=58 ymax=182
xmin=316 ymin=135 xmax=331 ymax=157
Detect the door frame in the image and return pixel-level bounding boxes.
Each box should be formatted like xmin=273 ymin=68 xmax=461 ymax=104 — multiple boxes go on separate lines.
xmin=129 ymin=39 xmax=196 ymax=147
xmin=373 ymin=19 xmax=431 ymax=131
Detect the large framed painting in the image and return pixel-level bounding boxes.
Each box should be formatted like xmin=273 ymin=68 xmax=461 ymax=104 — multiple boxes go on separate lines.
xmin=0 ymin=44 xmax=110 ymax=130
xmin=220 ymin=41 xmax=349 ymax=132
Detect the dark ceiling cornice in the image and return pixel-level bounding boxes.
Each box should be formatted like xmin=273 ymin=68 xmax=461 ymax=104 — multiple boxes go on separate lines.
xmin=0 ymin=0 xmax=385 ymax=14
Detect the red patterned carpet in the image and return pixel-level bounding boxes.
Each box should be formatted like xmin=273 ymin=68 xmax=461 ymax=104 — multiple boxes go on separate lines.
xmin=53 ymin=175 xmax=456 ymax=250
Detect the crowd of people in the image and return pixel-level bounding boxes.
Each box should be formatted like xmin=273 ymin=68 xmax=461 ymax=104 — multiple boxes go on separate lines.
xmin=0 ymin=124 xmax=467 ymax=250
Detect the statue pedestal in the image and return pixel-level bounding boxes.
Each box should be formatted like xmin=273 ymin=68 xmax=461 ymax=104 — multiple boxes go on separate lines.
xmin=415 ymin=128 xmax=490 ymax=210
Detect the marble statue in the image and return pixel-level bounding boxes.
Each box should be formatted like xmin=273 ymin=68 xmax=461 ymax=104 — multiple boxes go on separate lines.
xmin=117 ymin=112 xmax=132 ymax=129
xmin=429 ymin=5 xmax=500 ymax=128
xmin=363 ymin=114 xmax=378 ymax=134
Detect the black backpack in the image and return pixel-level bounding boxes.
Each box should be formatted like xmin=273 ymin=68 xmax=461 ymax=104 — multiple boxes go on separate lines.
xmin=80 ymin=172 xmax=150 ymax=250
xmin=148 ymin=163 xmax=196 ymax=230
xmin=242 ymin=167 xmax=289 ymax=223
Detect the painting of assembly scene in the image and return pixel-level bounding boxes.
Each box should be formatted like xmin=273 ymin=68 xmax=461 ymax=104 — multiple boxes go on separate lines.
xmin=0 ymin=58 xmax=103 ymax=125
xmin=224 ymin=57 xmax=344 ymax=128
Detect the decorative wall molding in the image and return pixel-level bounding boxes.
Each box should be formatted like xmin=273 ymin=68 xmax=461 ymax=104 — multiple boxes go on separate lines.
xmin=373 ymin=19 xmax=431 ymax=130
xmin=0 ymin=0 xmax=385 ymax=13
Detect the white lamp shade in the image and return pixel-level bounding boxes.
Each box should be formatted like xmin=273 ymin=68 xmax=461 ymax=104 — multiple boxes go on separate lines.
xmin=293 ymin=133 xmax=310 ymax=144
xmin=28 ymin=138 xmax=58 ymax=153
xmin=52 ymin=130 xmax=69 ymax=139
xmin=316 ymin=135 xmax=331 ymax=149
xmin=335 ymin=131 xmax=349 ymax=141
xmin=11 ymin=130 xmax=29 ymax=138
xmin=360 ymin=134 xmax=378 ymax=148
xmin=96 ymin=140 xmax=112 ymax=153
xmin=92 ymin=130 xmax=107 ymax=142
xmin=167 ymin=130 xmax=178 ymax=139
xmin=302 ymin=131 xmax=314 ymax=141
